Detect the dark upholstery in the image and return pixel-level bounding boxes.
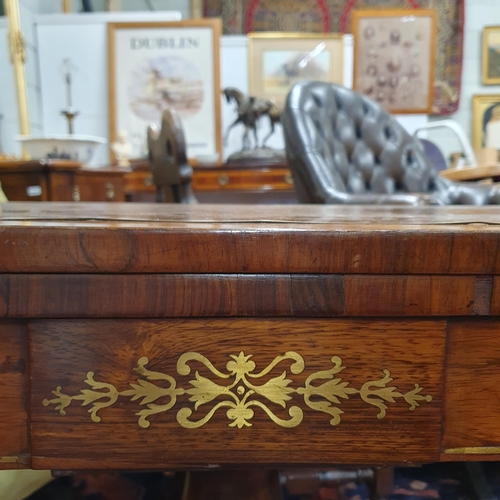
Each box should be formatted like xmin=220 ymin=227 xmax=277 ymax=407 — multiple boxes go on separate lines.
xmin=282 ymin=81 xmax=500 ymax=205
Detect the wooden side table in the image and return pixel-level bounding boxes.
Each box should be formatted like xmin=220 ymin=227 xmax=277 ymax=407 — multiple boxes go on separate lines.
xmin=0 ymin=160 xmax=127 ymax=202
xmin=439 ymin=164 xmax=500 ymax=182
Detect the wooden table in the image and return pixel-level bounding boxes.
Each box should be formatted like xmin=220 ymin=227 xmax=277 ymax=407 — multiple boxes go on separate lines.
xmin=2 ymin=203 xmax=500 ymax=496
xmin=440 ymin=163 xmax=500 ymax=182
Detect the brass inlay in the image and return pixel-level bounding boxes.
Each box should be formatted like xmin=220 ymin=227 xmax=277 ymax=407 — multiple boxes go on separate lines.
xmin=43 ymin=352 xmax=432 ymax=429
xmin=444 ymin=447 xmax=500 ymax=455
xmin=0 ymin=456 xmax=21 ymax=464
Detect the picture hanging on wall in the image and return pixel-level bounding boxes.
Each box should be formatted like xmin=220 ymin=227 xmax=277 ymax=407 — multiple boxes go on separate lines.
xmin=248 ymin=33 xmax=344 ymax=107
xmin=472 ymin=94 xmax=500 ymax=151
xmin=107 ymin=19 xmax=221 ymax=161
xmin=482 ymin=27 xmax=500 ymax=85
xmin=352 ymin=9 xmax=437 ymax=114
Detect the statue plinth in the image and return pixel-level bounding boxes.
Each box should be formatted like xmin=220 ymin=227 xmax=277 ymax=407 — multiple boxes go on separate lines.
xmin=226 ymin=147 xmax=286 ymax=165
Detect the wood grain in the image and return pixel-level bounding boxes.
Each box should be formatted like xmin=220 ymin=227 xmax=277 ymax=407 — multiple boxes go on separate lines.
xmin=442 ymin=319 xmax=500 ymax=453
xmin=1 ymin=204 xmax=500 ymax=274
xmin=30 ymin=319 xmax=445 ymax=469
xmin=1 ymin=274 xmax=495 ymax=318
xmin=0 ymin=322 xmax=29 ymax=468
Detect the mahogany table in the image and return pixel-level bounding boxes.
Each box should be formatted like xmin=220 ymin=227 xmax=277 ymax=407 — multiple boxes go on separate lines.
xmin=1 ymin=203 xmax=500 ymax=496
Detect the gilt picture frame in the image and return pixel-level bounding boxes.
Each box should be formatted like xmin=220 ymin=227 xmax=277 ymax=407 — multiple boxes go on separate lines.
xmin=472 ymin=94 xmax=500 ymax=151
xmin=248 ymin=33 xmax=344 ymax=107
xmin=107 ymin=19 xmax=221 ymax=161
xmin=482 ymin=27 xmax=500 ymax=85
xmin=352 ymin=9 xmax=437 ymax=114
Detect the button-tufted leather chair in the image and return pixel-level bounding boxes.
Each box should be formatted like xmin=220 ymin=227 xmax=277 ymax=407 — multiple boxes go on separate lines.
xmin=282 ymin=81 xmax=500 ymax=205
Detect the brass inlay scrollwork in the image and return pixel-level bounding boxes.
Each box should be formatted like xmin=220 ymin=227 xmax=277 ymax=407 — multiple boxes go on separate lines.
xmin=43 ymin=352 xmax=432 ymax=429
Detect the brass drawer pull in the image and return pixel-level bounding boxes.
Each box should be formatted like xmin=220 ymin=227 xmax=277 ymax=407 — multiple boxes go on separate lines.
xmin=72 ymin=185 xmax=80 ymax=202
xmin=105 ymin=182 xmax=115 ymax=201
xmin=218 ymin=174 xmax=230 ymax=186
xmin=285 ymin=172 xmax=294 ymax=185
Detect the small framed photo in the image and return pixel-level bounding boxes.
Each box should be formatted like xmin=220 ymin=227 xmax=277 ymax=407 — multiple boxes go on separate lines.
xmin=352 ymin=9 xmax=437 ymax=114
xmin=482 ymin=27 xmax=500 ymax=85
xmin=107 ymin=19 xmax=222 ymax=161
xmin=472 ymin=94 xmax=500 ymax=151
xmin=248 ymin=33 xmax=344 ymax=107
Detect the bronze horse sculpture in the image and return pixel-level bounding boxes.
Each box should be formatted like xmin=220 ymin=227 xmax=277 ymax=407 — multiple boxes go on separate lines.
xmin=222 ymin=87 xmax=282 ymax=150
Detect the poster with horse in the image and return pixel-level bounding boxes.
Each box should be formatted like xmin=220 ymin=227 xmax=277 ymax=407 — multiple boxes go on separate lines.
xmin=248 ymin=33 xmax=344 ymax=108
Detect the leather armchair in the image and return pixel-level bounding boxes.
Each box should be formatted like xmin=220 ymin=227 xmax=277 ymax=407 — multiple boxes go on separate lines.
xmin=282 ymin=81 xmax=500 ymax=205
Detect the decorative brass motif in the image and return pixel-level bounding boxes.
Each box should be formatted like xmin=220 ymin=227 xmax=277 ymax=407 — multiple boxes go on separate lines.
xmin=43 ymin=352 xmax=432 ymax=429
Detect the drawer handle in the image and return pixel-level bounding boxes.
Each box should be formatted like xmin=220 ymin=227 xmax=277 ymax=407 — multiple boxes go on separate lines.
xmin=285 ymin=172 xmax=294 ymax=185
xmin=218 ymin=174 xmax=230 ymax=186
xmin=72 ymin=185 xmax=80 ymax=202
xmin=26 ymin=185 xmax=42 ymax=197
xmin=105 ymin=182 xmax=115 ymax=201
xmin=144 ymin=175 xmax=154 ymax=187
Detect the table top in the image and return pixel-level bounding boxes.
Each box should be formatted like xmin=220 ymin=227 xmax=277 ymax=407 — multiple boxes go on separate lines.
xmin=1 ymin=203 xmax=500 ymax=274
xmin=440 ymin=164 xmax=500 ymax=181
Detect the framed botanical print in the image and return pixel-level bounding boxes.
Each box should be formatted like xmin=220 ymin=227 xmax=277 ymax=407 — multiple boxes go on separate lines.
xmin=352 ymin=9 xmax=437 ymax=114
xmin=482 ymin=27 xmax=500 ymax=85
xmin=472 ymin=94 xmax=500 ymax=151
xmin=248 ymin=33 xmax=344 ymax=107
xmin=107 ymin=19 xmax=221 ymax=161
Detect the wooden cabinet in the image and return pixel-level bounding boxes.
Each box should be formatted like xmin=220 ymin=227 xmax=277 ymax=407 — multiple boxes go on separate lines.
xmin=0 ymin=160 xmax=127 ymax=202
xmin=124 ymin=160 xmax=297 ymax=204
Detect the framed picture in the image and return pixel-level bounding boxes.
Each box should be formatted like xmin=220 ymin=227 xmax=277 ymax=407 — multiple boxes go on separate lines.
xmin=248 ymin=33 xmax=344 ymax=107
xmin=482 ymin=27 xmax=500 ymax=85
xmin=107 ymin=19 xmax=221 ymax=161
xmin=352 ymin=9 xmax=437 ymax=114
xmin=472 ymin=94 xmax=500 ymax=151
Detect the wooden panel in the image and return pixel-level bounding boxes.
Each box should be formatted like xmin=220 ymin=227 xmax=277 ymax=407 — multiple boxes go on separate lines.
xmin=0 ymin=173 xmax=48 ymax=201
xmin=0 ymin=322 xmax=29 ymax=469
xmin=1 ymin=204 xmax=500 ymax=274
xmin=30 ymin=319 xmax=444 ymax=469
xmin=1 ymin=274 xmax=494 ymax=318
xmin=192 ymin=168 xmax=293 ymax=191
xmin=442 ymin=319 xmax=500 ymax=456
xmin=344 ymin=276 xmax=490 ymax=316
xmin=75 ymin=172 xmax=126 ymax=202
xmin=47 ymin=171 xmax=74 ymax=201
xmin=487 ymin=276 xmax=500 ymax=314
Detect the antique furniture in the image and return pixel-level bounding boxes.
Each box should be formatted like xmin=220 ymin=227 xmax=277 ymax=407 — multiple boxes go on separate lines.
xmin=440 ymin=164 xmax=500 ymax=182
xmin=0 ymin=160 xmax=126 ymax=202
xmin=125 ymin=160 xmax=296 ymax=204
xmin=147 ymin=109 xmax=196 ymax=204
xmin=2 ymin=202 xmax=500 ymax=500
xmin=282 ymin=82 xmax=500 ymax=205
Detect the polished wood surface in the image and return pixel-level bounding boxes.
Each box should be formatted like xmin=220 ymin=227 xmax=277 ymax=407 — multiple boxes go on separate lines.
xmin=440 ymin=164 xmax=500 ymax=181
xmin=0 ymin=274 xmax=494 ymax=318
xmin=0 ymin=323 xmax=29 ymax=469
xmin=30 ymin=319 xmax=443 ymax=468
xmin=124 ymin=160 xmax=296 ymax=203
xmin=1 ymin=203 xmax=500 ymax=472
xmin=0 ymin=160 xmax=127 ymax=202
xmin=0 ymin=204 xmax=500 ymax=274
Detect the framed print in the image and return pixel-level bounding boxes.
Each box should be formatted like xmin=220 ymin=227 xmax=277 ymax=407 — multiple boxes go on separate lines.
xmin=352 ymin=9 xmax=437 ymax=114
xmin=248 ymin=33 xmax=344 ymax=107
xmin=472 ymin=94 xmax=500 ymax=151
xmin=108 ymin=19 xmax=221 ymax=161
xmin=482 ymin=27 xmax=500 ymax=85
